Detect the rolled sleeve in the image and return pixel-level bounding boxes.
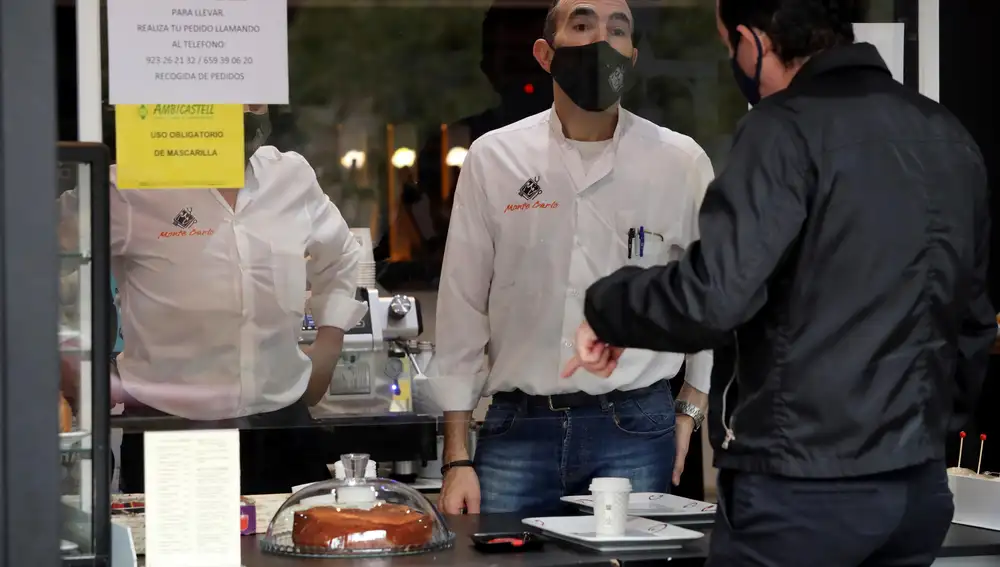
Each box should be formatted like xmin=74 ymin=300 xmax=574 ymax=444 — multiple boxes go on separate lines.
xmin=311 ymin=291 xmax=367 ymax=331
xmin=684 ymin=351 xmax=712 ymax=394
xmin=299 ymin=153 xmax=368 ymax=330
xmin=426 ymin=145 xmax=494 ymax=412
xmin=683 ymin=150 xmax=715 ymax=393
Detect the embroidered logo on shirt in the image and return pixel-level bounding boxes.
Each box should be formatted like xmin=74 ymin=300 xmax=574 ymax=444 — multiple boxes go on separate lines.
xmin=172 ymin=207 xmax=197 ymax=229
xmin=504 ymin=200 xmax=559 ymax=213
xmin=517 ymin=176 xmax=543 ymax=200
xmin=159 ymin=207 xmax=213 ymax=239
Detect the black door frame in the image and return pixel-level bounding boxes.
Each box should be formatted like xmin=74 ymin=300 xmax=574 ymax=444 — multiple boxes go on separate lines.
xmin=0 ymin=0 xmax=61 ymax=565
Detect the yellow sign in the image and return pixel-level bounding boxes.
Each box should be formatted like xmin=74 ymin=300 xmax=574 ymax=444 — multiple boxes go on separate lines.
xmin=115 ymin=104 xmax=244 ymax=189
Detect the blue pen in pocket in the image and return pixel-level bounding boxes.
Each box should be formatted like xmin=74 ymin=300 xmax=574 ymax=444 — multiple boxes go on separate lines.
xmin=638 ymin=226 xmax=645 ymax=258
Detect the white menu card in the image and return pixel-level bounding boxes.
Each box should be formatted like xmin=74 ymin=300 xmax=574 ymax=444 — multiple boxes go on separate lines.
xmin=144 ymin=429 xmax=241 ymax=567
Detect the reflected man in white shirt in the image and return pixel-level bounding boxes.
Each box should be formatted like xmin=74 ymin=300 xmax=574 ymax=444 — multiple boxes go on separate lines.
xmin=430 ymin=0 xmax=715 ymax=515
xmin=60 ymin=105 xmax=367 ymax=493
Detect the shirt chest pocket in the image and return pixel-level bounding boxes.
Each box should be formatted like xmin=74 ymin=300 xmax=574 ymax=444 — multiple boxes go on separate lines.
xmin=612 ymin=210 xmax=686 ymax=269
xmin=497 ymin=202 xmax=556 ymax=248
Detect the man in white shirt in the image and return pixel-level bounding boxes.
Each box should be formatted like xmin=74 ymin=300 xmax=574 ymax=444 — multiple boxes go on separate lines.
xmin=61 ymin=105 xmax=366 ymax=493
xmin=430 ymin=0 xmax=715 ymax=515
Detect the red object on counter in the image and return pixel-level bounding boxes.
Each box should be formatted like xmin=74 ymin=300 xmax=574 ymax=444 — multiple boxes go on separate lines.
xmin=978 ymin=434 xmax=988 ymax=474
xmin=488 ymin=538 xmax=524 ymax=547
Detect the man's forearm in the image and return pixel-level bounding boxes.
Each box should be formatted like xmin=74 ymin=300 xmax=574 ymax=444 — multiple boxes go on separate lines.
xmin=676 ymin=382 xmax=708 ymax=413
xmin=302 ymin=326 xmax=345 ymax=406
xmin=442 ymin=411 xmax=473 ymax=462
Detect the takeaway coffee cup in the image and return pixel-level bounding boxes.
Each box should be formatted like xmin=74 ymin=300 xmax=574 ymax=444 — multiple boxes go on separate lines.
xmin=589 ymin=477 xmax=631 ymax=537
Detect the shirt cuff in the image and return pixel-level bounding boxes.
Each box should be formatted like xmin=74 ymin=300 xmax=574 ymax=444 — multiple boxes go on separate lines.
xmin=311 ymin=292 xmax=367 ymax=330
xmin=684 ymin=350 xmax=713 ymax=394
xmin=425 ymin=375 xmax=481 ymax=413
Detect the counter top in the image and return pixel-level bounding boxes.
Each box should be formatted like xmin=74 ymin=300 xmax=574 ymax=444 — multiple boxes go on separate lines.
xmin=110 ymin=412 xmax=437 ymax=433
xmin=242 ymin=514 xmax=708 ymax=567
xmin=940 ymin=522 xmax=1000 ymax=558
xmin=238 ymin=515 xmax=1000 ymax=566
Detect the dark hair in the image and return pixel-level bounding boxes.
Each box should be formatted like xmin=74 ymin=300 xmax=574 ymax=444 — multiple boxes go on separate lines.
xmin=718 ymin=0 xmax=857 ymax=63
xmin=543 ymin=0 xmax=560 ymax=43
xmin=542 ymin=0 xmax=636 ymax=44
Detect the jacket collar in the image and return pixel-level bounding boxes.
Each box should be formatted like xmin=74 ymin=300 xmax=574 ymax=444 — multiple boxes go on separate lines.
xmin=790 ymin=42 xmax=891 ymax=86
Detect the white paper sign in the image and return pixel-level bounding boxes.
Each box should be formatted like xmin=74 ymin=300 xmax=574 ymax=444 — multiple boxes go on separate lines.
xmin=854 ymin=23 xmax=905 ymax=84
xmin=107 ymin=0 xmax=289 ymax=104
xmin=144 ymin=430 xmax=241 ymax=567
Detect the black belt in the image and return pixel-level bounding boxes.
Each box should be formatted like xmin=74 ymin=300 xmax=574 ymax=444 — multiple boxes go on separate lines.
xmin=493 ymin=381 xmax=667 ymax=412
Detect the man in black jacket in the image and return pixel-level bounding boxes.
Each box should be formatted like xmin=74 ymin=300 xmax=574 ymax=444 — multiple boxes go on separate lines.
xmin=562 ymin=1 xmax=994 ymax=565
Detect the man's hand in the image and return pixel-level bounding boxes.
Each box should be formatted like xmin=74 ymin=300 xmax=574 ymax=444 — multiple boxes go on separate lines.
xmin=301 ymin=327 xmax=345 ymax=406
xmin=672 ymin=382 xmax=708 ymax=486
xmin=561 ymin=321 xmax=624 ymax=378
xmin=673 ymin=415 xmax=695 ymax=486
xmin=439 ymin=466 xmax=481 ymax=515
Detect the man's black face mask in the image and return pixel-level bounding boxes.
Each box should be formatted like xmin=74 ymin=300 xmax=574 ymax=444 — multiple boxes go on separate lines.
xmin=549 ymin=41 xmax=634 ymax=112
xmin=730 ymin=31 xmax=764 ymax=106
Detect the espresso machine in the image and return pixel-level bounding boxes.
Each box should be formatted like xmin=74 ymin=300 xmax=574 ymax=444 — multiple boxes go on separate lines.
xmin=299 ymin=229 xmax=437 ymax=482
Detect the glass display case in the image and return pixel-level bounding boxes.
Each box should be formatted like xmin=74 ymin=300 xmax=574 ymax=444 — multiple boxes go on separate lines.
xmin=57 ymin=142 xmax=112 ymax=566
xmin=262 ymin=453 xmax=455 ymax=558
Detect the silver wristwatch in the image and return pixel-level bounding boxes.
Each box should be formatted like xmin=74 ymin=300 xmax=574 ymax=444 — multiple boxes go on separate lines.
xmin=675 ymin=400 xmax=705 ymax=431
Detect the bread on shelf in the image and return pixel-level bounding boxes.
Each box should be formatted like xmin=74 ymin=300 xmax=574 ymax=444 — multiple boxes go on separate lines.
xmin=59 ymin=394 xmax=73 ymax=433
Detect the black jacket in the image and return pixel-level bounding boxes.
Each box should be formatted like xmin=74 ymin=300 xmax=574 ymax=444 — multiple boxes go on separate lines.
xmin=585 ymin=44 xmax=993 ymax=478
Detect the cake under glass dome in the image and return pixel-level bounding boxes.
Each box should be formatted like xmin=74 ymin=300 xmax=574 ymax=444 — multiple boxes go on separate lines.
xmin=261 ymin=453 xmax=455 ymax=558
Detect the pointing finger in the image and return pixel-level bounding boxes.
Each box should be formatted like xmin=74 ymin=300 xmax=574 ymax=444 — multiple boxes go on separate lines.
xmin=561 ymin=356 xmax=583 ymax=378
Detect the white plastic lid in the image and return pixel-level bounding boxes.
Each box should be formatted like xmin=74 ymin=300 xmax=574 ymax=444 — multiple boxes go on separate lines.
xmin=336 ymin=485 xmax=377 ymax=505
xmin=589 ymin=477 xmax=632 ymax=493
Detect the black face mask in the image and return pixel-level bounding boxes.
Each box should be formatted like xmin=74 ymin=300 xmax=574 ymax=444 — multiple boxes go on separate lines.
xmin=244 ymin=112 xmax=272 ymax=163
xmin=731 ymin=32 xmax=764 ymax=106
xmin=549 ymin=41 xmax=634 ymax=112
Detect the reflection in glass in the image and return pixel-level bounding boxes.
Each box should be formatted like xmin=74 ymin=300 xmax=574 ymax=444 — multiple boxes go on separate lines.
xmin=279 ymin=1 xmax=752 ymax=287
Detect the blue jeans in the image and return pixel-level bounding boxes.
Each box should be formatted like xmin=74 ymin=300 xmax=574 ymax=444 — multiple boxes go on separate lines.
xmin=474 ymin=381 xmax=676 ymax=515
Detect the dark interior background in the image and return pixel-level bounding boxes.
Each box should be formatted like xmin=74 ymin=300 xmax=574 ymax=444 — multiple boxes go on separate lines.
xmin=941 ymin=0 xmax=1000 ymax=473
xmin=54 ymin=0 xmax=998 ymax=474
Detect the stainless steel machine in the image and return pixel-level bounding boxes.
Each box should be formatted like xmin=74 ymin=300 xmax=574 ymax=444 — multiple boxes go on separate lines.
xmin=301 ymin=287 xmax=422 ymax=416
xmin=299 ymin=229 xmax=438 ymax=482
xmin=301 ymin=228 xmax=423 ymax=417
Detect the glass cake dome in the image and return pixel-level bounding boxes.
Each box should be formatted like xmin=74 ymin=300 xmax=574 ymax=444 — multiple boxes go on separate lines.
xmin=261 ymin=454 xmax=455 ymax=558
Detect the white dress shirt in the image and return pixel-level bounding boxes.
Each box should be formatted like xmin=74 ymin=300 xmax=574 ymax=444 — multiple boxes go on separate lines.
xmin=61 ymin=147 xmax=367 ymax=420
xmin=429 ymin=108 xmax=715 ymax=413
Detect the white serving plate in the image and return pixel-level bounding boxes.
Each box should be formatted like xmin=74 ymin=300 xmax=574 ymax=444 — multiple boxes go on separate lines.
xmin=522 ymin=515 xmax=704 ymax=552
xmin=562 ymin=492 xmax=717 ymax=520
